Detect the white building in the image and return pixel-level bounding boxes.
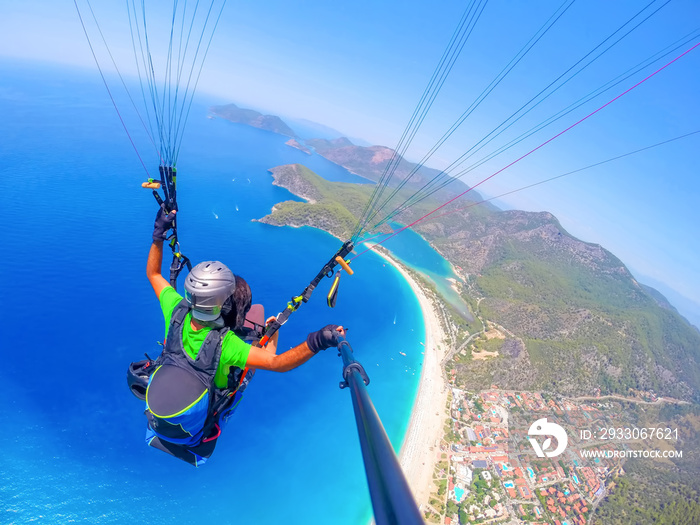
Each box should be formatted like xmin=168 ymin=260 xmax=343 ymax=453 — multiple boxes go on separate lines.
xmin=456 ymin=464 xmax=473 ymax=484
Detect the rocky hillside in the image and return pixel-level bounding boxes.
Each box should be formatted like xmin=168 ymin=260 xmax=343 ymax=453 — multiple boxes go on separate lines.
xmin=306 ymin=137 xmax=493 ymax=207
xmin=410 ymin=207 xmax=700 ymax=401
xmin=307 ymin=137 xmax=420 ymax=182
xmin=285 ymin=139 xmax=311 ymax=155
xmin=210 ymin=103 xmax=296 ymax=137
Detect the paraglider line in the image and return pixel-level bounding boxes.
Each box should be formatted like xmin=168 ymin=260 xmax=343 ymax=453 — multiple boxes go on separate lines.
xmin=350 ymin=39 xmax=700 ymax=261
xmin=428 ymin=129 xmax=700 ymax=222
xmin=73 ymin=0 xmax=151 ymax=177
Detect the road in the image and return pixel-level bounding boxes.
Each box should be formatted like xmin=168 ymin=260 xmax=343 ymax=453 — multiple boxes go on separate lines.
xmin=570 ymin=394 xmax=690 ymax=405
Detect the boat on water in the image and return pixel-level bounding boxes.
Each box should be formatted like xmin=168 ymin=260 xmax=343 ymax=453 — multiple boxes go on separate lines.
xmin=399 ymin=351 xmax=406 ymax=356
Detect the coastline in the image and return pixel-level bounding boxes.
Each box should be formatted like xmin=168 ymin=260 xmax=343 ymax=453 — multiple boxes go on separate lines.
xmin=257 ymin=188 xmax=452 ymax=513
xmin=370 ymin=246 xmax=450 ymax=508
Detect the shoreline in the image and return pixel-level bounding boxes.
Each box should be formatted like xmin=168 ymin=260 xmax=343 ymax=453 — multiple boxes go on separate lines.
xmin=370 ymin=246 xmax=450 ymax=508
xmin=256 ymin=208 xmax=452 ymax=514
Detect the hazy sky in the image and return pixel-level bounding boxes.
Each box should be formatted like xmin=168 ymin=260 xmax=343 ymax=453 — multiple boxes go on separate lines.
xmin=1 ymin=1 xmax=699 ymax=320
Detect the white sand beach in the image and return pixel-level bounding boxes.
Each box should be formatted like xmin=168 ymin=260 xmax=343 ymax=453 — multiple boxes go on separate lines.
xmin=372 ymin=248 xmax=450 ymax=508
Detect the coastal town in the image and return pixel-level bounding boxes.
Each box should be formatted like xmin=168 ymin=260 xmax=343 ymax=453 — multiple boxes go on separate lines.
xmin=371 ymin=246 xmax=690 ymax=525
xmin=421 ymin=386 xmax=651 ymax=525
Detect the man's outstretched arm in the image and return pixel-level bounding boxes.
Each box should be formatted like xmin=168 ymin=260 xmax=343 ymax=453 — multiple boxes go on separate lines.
xmin=147 ymin=207 xmax=177 ymax=299
xmin=246 ymin=325 xmax=345 ymax=372
xmin=246 ymin=340 xmax=316 ymax=372
xmin=147 ymin=240 xmax=170 ymax=299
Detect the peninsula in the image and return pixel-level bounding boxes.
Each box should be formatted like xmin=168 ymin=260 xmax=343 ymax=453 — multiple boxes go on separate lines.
xmin=305 ymin=137 xmax=492 ymax=207
xmin=210 ymin=103 xmax=297 ymax=137
xmin=285 ymin=138 xmax=311 ymax=155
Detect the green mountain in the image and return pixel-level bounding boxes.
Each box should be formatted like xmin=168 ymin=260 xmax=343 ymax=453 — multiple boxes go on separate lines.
xmin=409 ymin=207 xmax=700 ymax=402
xmin=257 ymin=164 xmax=371 ymax=239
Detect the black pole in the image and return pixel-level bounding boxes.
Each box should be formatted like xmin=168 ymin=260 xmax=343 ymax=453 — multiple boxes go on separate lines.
xmin=337 ymin=336 xmax=424 ymax=525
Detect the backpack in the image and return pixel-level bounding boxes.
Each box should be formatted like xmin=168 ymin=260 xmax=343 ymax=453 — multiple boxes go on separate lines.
xmin=146 ymin=300 xmax=230 ymax=445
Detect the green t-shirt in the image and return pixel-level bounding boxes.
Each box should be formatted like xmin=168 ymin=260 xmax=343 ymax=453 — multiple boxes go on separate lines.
xmin=159 ymin=286 xmax=251 ymax=389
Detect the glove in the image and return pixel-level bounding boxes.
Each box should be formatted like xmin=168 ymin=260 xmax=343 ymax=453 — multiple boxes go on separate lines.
xmin=306 ymin=324 xmax=342 ymax=354
xmin=152 ymin=205 xmax=176 ymax=242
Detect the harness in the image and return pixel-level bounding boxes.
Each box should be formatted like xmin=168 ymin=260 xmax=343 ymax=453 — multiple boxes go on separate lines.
xmin=127 ymin=296 xmax=266 ymax=466
xmin=128 ymin=299 xmax=256 ymax=466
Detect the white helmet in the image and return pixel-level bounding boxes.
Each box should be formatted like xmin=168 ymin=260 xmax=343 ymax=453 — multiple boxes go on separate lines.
xmin=184 ymin=261 xmax=236 ymax=323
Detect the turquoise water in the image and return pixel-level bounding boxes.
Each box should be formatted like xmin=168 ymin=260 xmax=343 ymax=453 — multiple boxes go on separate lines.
xmin=504 ymin=481 xmax=515 ymax=488
xmin=383 ymin=223 xmax=454 ymax=276
xmin=381 ymin=224 xmax=472 ymax=320
xmin=382 ymin=223 xmax=472 ymax=321
xmin=0 ymin=60 xmax=437 ymax=524
xmin=454 ymin=486 xmax=465 ymax=502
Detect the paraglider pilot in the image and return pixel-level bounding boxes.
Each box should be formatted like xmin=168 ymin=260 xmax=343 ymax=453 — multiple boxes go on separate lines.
xmin=129 ymin=205 xmax=345 ymax=466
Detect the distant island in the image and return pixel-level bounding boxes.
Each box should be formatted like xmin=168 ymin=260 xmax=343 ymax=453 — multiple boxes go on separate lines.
xmin=210 ymin=103 xmax=297 ymax=137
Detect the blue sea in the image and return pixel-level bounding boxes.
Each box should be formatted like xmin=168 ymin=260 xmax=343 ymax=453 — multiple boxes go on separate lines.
xmin=0 ymin=60 xmax=454 ymax=524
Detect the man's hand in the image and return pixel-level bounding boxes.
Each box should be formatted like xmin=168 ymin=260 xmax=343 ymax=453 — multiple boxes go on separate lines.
xmin=153 ymin=205 xmax=177 ymax=242
xmin=306 ymin=324 xmax=345 ymax=354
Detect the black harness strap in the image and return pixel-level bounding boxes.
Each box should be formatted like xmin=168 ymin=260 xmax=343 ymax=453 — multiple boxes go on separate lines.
xmin=149 ymin=165 xmax=192 ymax=287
